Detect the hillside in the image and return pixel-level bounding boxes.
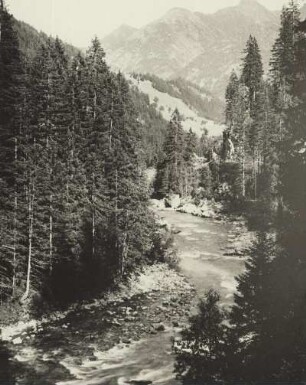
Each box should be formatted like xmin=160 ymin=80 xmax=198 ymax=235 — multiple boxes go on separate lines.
xmin=128 ymin=74 xmax=225 ymax=137
xmin=101 ymin=0 xmax=280 ymax=98
xmin=13 ymin=18 xmax=80 ymax=60
xmin=134 ymin=74 xmax=224 ymax=122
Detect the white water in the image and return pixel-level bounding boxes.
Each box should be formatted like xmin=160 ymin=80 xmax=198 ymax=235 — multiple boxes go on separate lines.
xmin=58 ymin=211 xmax=245 ymax=385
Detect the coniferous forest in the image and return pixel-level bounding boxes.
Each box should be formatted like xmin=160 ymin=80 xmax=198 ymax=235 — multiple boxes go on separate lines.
xmin=0 ymin=3 xmax=161 ymax=307
xmin=0 ymin=0 xmax=306 ymax=384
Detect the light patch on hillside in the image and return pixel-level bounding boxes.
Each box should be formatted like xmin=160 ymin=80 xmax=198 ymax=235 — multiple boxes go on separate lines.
xmin=128 ymin=75 xmax=225 ymax=137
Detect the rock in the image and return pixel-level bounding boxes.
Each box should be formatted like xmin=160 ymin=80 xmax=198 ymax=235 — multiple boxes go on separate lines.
xmin=127 ymin=381 xmax=152 ymax=385
xmin=74 ymin=358 xmax=82 ymax=365
xmin=172 ymin=321 xmax=179 ymax=327
xmin=106 ymin=310 xmax=114 ymax=316
xmin=155 ymin=323 xmax=165 ymax=332
xmin=112 ymin=319 xmax=122 ymax=327
xmin=165 ymin=194 xmax=180 ymax=209
xmin=150 ymin=198 xmax=165 ymax=210
xmin=88 ymin=356 xmax=97 ymax=362
xmin=12 ymin=337 xmax=22 ymax=345
xmin=122 ymin=338 xmax=131 ymax=344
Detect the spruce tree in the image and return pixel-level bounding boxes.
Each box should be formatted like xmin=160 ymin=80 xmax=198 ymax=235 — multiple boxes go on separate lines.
xmin=0 ymin=2 xmax=24 ymax=299
xmin=225 ymin=71 xmax=239 ymax=132
xmin=241 ymin=35 xmax=264 ymax=199
xmin=155 ymin=109 xmax=185 ymax=197
xmin=229 ymin=233 xmax=275 ymax=380
xmin=173 ymin=290 xmax=227 ymax=383
xmin=183 ymin=129 xmax=197 ymax=196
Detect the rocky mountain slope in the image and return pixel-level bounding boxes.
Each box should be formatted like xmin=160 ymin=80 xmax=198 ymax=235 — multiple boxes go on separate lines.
xmin=101 ymin=0 xmax=280 ymax=98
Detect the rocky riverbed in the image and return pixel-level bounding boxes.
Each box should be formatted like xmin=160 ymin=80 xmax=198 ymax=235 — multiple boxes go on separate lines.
xmin=1 ymin=264 xmax=195 ymax=385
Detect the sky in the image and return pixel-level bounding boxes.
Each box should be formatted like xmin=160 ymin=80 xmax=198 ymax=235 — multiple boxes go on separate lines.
xmin=5 ymin=0 xmax=293 ymax=47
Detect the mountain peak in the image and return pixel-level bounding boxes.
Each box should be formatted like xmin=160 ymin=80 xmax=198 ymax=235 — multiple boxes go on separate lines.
xmin=238 ymin=0 xmax=266 ymax=10
xmin=239 ymin=0 xmax=259 ymax=6
xmin=102 ymin=24 xmax=137 ymax=48
xmin=163 ymin=7 xmax=193 ymax=19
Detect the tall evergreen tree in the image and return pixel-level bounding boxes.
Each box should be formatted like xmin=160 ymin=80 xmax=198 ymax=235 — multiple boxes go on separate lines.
xmin=0 ymin=2 xmax=24 ymax=299
xmin=173 ymin=290 xmax=228 ymax=384
xmin=154 ymin=109 xmax=185 ymax=197
xmin=225 ymin=71 xmax=239 ymax=132
xmin=241 ymin=35 xmax=264 ymax=199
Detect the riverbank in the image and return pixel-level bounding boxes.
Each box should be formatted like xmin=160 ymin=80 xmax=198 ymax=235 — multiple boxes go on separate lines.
xmin=1 ymin=206 xmax=252 ymax=385
xmin=151 ymin=198 xmax=255 ymax=258
xmin=1 ymin=263 xmax=195 ymax=384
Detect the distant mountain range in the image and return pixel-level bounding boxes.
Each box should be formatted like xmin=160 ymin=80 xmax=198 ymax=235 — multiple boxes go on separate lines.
xmin=12 ymin=1 xmax=306 ymax=138
xmin=101 ymin=0 xmax=284 ymax=99
xmin=12 ymin=15 xmax=223 ymax=138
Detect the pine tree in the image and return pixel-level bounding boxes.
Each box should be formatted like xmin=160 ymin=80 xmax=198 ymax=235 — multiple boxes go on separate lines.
xmin=231 ymin=84 xmax=250 ymax=198
xmin=154 ymin=109 xmax=185 ymax=197
xmin=270 ymin=1 xmax=301 ymax=139
xmin=0 ymin=2 xmax=24 ymax=299
xmin=229 ymin=233 xmax=275 ymax=380
xmin=183 ymin=129 xmax=197 ymax=196
xmin=173 ymin=290 xmax=227 ymax=383
xmin=241 ymin=36 xmax=264 ymax=116
xmin=241 ymin=35 xmax=264 ymax=199
xmin=225 ymin=71 xmax=239 ymax=132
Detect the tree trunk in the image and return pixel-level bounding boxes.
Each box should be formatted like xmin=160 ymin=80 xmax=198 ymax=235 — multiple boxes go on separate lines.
xmin=12 ymin=138 xmax=18 ymax=296
xmin=92 ymin=179 xmax=95 ymax=258
xmin=21 ymin=180 xmax=34 ymax=302
xmin=109 ymin=90 xmax=113 ymax=150
xmin=242 ymin=154 xmax=246 ymax=198
xmin=253 ymin=154 xmax=257 ymax=201
xmin=242 ymin=127 xmax=246 ymax=198
xmin=49 ymin=194 xmax=53 ymax=274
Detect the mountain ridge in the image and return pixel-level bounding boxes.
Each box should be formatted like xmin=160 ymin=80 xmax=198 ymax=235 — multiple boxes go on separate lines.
xmin=101 ymin=1 xmax=280 ymax=98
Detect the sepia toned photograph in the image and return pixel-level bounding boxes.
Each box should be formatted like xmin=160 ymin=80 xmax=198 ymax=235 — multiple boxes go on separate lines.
xmin=0 ymin=0 xmax=305 ymax=384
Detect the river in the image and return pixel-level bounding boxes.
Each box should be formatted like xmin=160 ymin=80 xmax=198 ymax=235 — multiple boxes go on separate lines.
xmin=59 ymin=210 xmax=245 ymax=385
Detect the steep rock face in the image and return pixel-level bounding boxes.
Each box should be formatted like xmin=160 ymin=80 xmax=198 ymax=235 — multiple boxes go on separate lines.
xmin=101 ymin=0 xmax=280 ymax=98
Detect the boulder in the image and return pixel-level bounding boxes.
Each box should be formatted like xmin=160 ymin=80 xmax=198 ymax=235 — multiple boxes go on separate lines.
xmin=150 ymin=199 xmax=165 ymax=210
xmin=12 ymin=337 xmax=22 ymax=345
xmin=155 ymin=323 xmax=165 ymax=332
xmin=165 ymin=194 xmax=181 ymax=209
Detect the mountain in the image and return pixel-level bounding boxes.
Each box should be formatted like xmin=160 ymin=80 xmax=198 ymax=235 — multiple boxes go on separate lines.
xmin=101 ymin=0 xmax=280 ymax=99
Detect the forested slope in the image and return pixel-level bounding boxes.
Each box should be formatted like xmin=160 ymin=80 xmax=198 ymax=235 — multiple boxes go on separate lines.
xmin=0 ymin=4 xmax=168 ymax=313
